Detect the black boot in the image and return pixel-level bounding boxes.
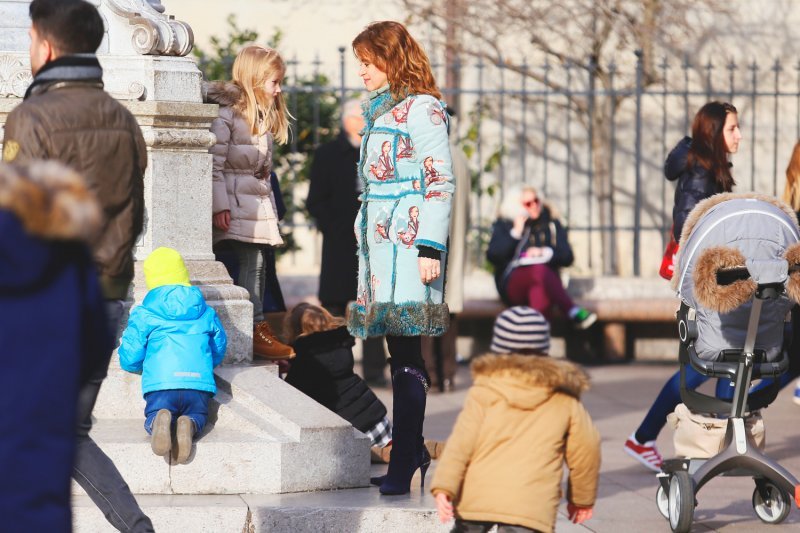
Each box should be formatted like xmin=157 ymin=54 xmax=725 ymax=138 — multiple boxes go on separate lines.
xmin=376 ymin=366 xmax=430 ymax=495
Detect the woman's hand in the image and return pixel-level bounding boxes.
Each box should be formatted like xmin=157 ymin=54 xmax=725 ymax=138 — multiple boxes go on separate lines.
xmin=213 ymin=210 xmax=231 ymax=232
xmin=418 ymin=257 xmax=441 ymax=284
xmin=434 ymin=492 xmax=454 ymax=524
xmin=567 ymin=503 xmax=593 ymax=524
xmin=512 ymin=214 xmax=528 ymax=237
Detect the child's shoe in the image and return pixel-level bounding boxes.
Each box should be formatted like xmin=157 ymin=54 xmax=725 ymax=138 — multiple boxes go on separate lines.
xmin=151 ymin=409 xmax=172 ymax=457
xmin=253 ymin=321 xmax=296 ymax=360
xmin=174 ymin=416 xmax=195 ymax=464
xmin=570 ymin=307 xmax=598 ymax=330
xmin=623 ymin=432 xmax=663 ymax=472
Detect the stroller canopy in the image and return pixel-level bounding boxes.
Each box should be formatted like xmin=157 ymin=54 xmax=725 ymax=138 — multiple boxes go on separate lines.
xmin=675 ymin=193 xmax=800 ymax=361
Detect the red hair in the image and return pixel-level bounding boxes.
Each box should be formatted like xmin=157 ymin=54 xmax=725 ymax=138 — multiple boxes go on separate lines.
xmin=352 ymin=21 xmax=442 ymax=101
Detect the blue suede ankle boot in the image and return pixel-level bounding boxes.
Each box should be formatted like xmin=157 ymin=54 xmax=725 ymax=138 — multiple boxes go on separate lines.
xmin=377 ymin=367 xmax=430 ymax=495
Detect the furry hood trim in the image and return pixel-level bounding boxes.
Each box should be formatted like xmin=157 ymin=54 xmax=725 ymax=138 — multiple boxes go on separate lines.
xmin=672 ymin=192 xmax=799 ymax=291
xmin=203 ymin=80 xmax=243 ymax=107
xmin=0 ymin=161 xmax=100 ymax=241
xmin=471 ymin=354 xmax=590 ymax=402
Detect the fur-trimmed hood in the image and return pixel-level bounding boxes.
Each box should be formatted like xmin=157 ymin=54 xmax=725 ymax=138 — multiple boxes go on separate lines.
xmin=0 ymin=161 xmax=100 ymax=290
xmin=672 ymin=192 xmax=800 ymax=292
xmin=677 ymin=192 xmax=798 ymax=253
xmin=203 ymin=80 xmax=243 ymax=108
xmin=471 ymin=354 xmax=589 ymax=410
xmin=0 ymin=161 xmax=100 ymax=242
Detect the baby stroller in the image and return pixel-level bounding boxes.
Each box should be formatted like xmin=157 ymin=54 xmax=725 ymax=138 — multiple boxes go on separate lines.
xmin=655 ymin=193 xmax=800 ymax=532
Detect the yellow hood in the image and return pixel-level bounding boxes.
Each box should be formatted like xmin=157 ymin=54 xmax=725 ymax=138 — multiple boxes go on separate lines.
xmin=143 ymin=247 xmax=191 ymax=290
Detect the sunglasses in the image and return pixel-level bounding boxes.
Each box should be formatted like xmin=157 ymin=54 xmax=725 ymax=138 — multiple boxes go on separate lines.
xmin=523 ymin=198 xmax=540 ymax=208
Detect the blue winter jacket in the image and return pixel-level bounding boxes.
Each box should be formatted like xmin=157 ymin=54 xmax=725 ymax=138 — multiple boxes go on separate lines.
xmin=119 ymin=285 xmax=227 ymax=395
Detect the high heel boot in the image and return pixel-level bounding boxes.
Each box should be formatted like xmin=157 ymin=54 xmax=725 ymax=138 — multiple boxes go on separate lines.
xmin=376 ymin=366 xmax=430 ymax=495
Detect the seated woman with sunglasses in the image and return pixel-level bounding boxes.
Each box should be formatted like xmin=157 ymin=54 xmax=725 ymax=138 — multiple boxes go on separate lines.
xmin=487 ymin=187 xmax=597 ymax=329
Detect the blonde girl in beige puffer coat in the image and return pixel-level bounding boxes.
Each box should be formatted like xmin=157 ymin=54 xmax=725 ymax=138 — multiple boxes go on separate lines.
xmin=204 ymin=45 xmax=295 ymax=360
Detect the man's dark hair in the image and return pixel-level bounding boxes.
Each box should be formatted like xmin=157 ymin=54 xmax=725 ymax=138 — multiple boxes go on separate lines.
xmin=30 ymin=0 xmax=104 ymax=55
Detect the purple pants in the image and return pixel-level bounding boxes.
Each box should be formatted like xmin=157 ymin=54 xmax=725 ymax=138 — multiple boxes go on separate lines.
xmin=504 ymin=264 xmax=575 ymax=320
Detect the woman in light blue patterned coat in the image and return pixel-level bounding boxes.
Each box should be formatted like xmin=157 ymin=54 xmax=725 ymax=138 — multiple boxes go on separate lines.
xmin=349 ymin=21 xmax=454 ymax=495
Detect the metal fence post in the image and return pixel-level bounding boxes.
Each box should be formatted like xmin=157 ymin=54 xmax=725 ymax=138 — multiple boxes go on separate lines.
xmin=634 ymin=50 xmax=644 ymax=276
xmin=772 ymin=59 xmax=782 ymax=196
xmin=338 ymin=47 xmax=346 ymax=118
xmin=587 ymin=55 xmax=596 ymax=269
xmin=750 ymin=61 xmax=758 ymax=191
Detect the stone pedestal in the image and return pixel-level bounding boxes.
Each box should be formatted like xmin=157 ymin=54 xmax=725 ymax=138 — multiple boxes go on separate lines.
xmin=123 ymin=99 xmax=253 ymax=362
xmin=79 ymin=365 xmax=370 ymax=496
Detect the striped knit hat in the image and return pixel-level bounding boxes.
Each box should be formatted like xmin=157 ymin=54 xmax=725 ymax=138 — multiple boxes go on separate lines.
xmin=490 ymin=306 xmax=550 ymax=354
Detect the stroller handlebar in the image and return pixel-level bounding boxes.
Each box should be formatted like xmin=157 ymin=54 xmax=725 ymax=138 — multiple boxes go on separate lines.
xmin=717 ymin=264 xmax=800 ymax=286
xmin=687 ymin=343 xmax=790 ymax=379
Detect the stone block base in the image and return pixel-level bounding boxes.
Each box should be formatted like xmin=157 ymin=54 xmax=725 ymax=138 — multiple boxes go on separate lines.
xmin=77 ymin=365 xmax=370 ymax=495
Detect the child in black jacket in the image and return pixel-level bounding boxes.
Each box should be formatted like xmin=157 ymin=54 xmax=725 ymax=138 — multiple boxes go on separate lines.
xmin=284 ymin=303 xmax=393 ymax=451
xmin=284 ymin=303 xmax=447 ymax=462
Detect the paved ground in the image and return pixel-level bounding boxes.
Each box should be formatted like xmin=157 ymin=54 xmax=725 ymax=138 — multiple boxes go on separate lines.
xmin=369 ymin=360 xmax=800 ymax=532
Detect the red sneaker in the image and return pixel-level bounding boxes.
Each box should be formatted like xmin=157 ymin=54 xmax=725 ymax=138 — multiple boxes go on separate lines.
xmin=623 ymin=433 xmax=663 ymax=472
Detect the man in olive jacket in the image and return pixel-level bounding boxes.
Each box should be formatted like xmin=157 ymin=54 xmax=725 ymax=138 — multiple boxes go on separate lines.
xmin=2 ymin=1 xmax=152 ymax=531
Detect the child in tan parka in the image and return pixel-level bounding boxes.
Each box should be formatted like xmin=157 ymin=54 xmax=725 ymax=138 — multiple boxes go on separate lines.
xmin=431 ymin=353 xmax=601 ymax=532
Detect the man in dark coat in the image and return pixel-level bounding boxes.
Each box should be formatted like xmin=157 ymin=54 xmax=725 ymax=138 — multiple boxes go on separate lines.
xmin=2 ymin=1 xmax=153 ymax=530
xmin=307 ymin=100 xmax=387 ymax=384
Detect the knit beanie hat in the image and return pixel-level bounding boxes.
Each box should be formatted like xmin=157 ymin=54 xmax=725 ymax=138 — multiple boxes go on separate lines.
xmin=143 ymin=247 xmax=191 ymax=290
xmin=490 ymin=306 xmax=550 ymax=354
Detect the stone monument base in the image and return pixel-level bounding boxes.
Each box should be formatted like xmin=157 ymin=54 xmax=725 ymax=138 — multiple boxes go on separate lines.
xmin=78 ymin=364 xmax=370 ymax=496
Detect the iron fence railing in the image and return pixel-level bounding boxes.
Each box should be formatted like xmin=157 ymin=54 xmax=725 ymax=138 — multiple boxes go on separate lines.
xmin=279 ymin=48 xmax=800 ymax=276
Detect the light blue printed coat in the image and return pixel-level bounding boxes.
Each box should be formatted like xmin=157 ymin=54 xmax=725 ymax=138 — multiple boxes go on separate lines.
xmin=347 ymin=86 xmax=455 ymax=338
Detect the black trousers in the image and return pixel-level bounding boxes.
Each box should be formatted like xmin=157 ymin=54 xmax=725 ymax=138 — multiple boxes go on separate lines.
xmin=386 ymin=335 xmax=427 ymax=378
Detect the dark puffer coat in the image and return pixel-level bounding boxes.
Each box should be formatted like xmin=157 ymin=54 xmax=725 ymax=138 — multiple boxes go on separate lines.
xmin=666 ymin=136 xmax=727 ymax=240
xmin=285 ymin=326 xmax=387 ymax=433
xmin=0 ymin=163 xmax=111 ymax=533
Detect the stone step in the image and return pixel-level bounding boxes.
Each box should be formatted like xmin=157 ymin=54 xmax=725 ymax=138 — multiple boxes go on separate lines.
xmin=72 ymin=486 xmax=450 ymax=533
xmin=74 ymin=477 xmax=586 ymax=533
xmin=72 ymin=494 xmax=249 ymax=533
xmin=75 ymin=364 xmax=370 ymax=495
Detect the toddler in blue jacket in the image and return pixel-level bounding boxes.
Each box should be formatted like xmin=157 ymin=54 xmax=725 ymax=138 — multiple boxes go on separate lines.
xmin=119 ymin=247 xmax=227 ymax=463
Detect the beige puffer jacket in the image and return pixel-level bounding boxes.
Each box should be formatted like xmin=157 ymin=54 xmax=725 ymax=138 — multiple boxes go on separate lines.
xmin=205 ymin=81 xmax=283 ymax=246
xmin=431 ymin=354 xmax=601 ymax=533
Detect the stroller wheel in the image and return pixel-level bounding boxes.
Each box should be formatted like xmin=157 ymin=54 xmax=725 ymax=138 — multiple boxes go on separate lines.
xmin=752 ymin=482 xmax=791 ymax=524
xmin=668 ymin=471 xmax=694 ymax=533
xmin=656 ymin=484 xmax=670 ymax=520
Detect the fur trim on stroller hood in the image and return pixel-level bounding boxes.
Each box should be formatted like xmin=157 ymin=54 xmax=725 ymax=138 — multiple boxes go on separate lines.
xmin=0 ymin=161 xmax=100 ymax=241
xmin=203 ymin=80 xmax=243 ymax=107
xmin=672 ymin=192 xmax=799 ymax=292
xmin=470 ymin=354 xmax=589 ymax=409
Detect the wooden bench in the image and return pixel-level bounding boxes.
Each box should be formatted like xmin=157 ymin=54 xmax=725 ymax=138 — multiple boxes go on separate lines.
xmin=459 ymin=281 xmax=679 ymax=361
